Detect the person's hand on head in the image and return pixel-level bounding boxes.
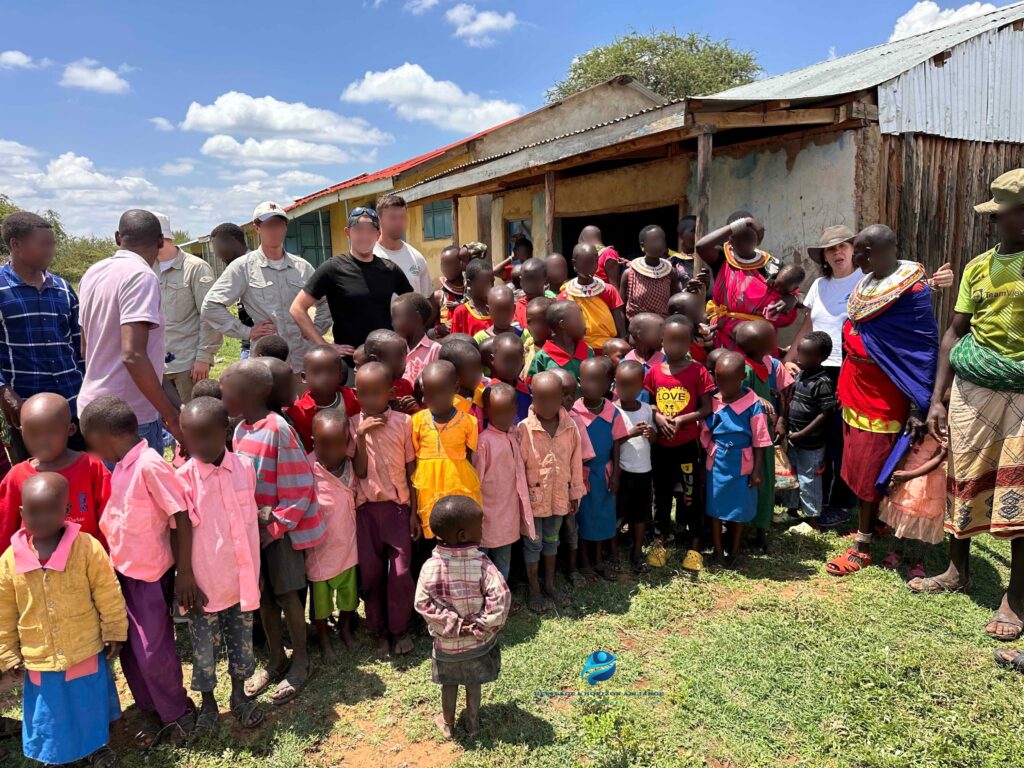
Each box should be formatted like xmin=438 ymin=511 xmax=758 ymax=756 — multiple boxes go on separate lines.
xmin=191 ymin=361 xmax=210 ymax=383
xmin=332 ymin=344 xmax=356 ymax=357
xmin=249 ymin=320 xmax=277 ymax=340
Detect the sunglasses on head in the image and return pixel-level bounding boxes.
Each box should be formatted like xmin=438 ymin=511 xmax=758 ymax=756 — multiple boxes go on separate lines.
xmin=348 ymin=207 xmax=379 ymax=226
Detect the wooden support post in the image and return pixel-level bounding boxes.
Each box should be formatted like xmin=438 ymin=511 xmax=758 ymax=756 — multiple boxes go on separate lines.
xmin=451 ymin=196 xmax=460 ymax=247
xmin=544 ymin=171 xmax=556 ymax=255
xmin=694 ymin=128 xmax=714 ymax=277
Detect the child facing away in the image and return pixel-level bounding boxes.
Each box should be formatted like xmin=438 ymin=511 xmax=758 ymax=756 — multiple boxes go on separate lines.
xmin=176 ymin=397 xmax=264 ymax=733
xmin=393 ymin=292 xmax=440 ymax=387
xmin=414 ymin=495 xmax=511 ymax=739
xmin=764 ymin=264 xmax=806 ymax=322
xmin=81 ymin=396 xmax=199 ymax=746
xmin=307 ymin=409 xmax=360 ymax=656
xmin=783 ymin=332 xmax=836 ymax=529
xmin=449 ymin=259 xmax=494 ymax=337
xmin=614 ymin=360 xmax=658 ymax=574
xmin=620 ymin=225 xmax=683 ymax=320
xmin=431 ymin=244 xmax=466 ymax=338
xmin=0 ymin=393 xmax=110 ymax=553
xmin=879 ymin=434 xmax=948 ymax=580
xmin=701 ymin=352 xmax=773 ymax=567
xmin=735 ymin=319 xmax=793 ymax=541
xmin=473 ymin=383 xmax=536 ymax=581
xmin=285 ymin=345 xmax=360 ymax=453
xmin=519 ymin=371 xmax=586 ymax=613
xmin=0 ymin=473 xmax=126 ymax=768
xmin=364 ymin=329 xmax=416 ymax=409
xmin=474 ymin=285 xmax=522 ymax=344
xmin=489 ymin=333 xmax=531 ymax=424
xmin=221 ymin=360 xmax=324 ymax=705
xmin=644 ymin=315 xmax=713 ymax=572
xmin=351 ymin=361 xmax=419 ymax=657
xmin=573 ymin=358 xmax=629 ymax=580
xmin=411 ymin=361 xmax=483 ymax=541
xmin=261 ymin=357 xmax=298 ymax=417
xmin=601 ymin=338 xmax=632 ymax=367
xmin=251 ymin=334 xmax=290 ymax=363
xmin=527 ymin=301 xmax=594 ymax=382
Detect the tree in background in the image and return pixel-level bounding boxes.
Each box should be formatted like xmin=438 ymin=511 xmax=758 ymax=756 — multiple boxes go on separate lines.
xmin=172 ymin=229 xmax=191 ymax=245
xmin=547 ymin=30 xmax=760 ymax=103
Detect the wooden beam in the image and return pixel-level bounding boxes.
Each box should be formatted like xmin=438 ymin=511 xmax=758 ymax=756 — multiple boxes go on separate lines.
xmin=451 ymin=195 xmax=460 ymax=245
xmin=694 ymin=128 xmax=713 ymax=277
xmin=544 ymin=171 xmax=556 ymax=254
xmin=687 ymin=107 xmax=844 ymax=129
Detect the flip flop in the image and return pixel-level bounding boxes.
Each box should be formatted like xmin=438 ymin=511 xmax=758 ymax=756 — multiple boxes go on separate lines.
xmin=907 ymin=575 xmax=972 ymax=594
xmin=189 ymin=710 xmax=219 ymax=742
xmin=231 ymin=699 xmax=265 ymax=729
xmin=244 ymin=663 xmax=289 ymax=697
xmin=132 ymin=714 xmax=162 ymax=750
xmin=271 ymin=663 xmax=310 ymax=706
xmin=985 ymin=612 xmax=1024 ymax=641
xmin=993 ymin=648 xmax=1024 ymax=673
xmin=87 ymin=745 xmax=117 ymax=768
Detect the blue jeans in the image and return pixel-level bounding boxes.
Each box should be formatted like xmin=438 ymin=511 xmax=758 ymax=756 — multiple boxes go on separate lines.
xmin=784 ymin=444 xmax=827 ymax=518
xmin=523 ymin=516 xmax=563 ymax=564
xmin=483 ymin=545 xmax=512 ymax=581
xmin=139 ymin=419 xmax=164 ymax=453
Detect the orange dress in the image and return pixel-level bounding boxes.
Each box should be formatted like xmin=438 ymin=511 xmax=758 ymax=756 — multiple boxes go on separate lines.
xmin=879 ymin=436 xmax=946 ymax=545
xmin=411 ymin=408 xmax=482 ymax=538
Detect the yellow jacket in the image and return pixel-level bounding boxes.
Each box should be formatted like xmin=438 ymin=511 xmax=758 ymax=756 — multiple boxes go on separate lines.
xmin=0 ymin=525 xmax=127 ymax=672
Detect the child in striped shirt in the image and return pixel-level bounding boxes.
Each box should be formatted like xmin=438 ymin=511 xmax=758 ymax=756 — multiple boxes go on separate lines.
xmin=221 ymin=360 xmax=323 ymax=706
xmin=415 ymin=495 xmax=510 ymax=739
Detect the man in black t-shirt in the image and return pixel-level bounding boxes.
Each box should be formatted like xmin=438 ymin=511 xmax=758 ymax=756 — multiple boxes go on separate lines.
xmin=289 ymin=207 xmax=413 ymax=362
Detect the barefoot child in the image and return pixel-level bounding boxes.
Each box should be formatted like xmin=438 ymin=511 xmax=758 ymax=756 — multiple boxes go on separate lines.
xmin=308 ymin=410 xmax=360 ymax=655
xmin=527 ymin=301 xmax=593 ymax=382
xmin=351 ymin=362 xmax=419 ymax=657
xmin=473 ymin=383 xmax=535 ymax=580
xmin=644 ymin=315 xmax=713 ymax=571
xmin=520 ymin=371 xmax=585 ymax=612
xmin=285 ymin=345 xmax=359 ymax=453
xmin=431 ymin=245 xmax=466 ymax=338
xmin=614 ymin=360 xmax=657 ymax=573
xmin=221 ymin=361 xmax=323 ymax=705
xmin=449 ymin=259 xmax=493 ymax=337
xmin=82 ymin=396 xmax=199 ymax=746
xmin=573 ymin=358 xmax=628 ymax=580
xmin=702 ymin=352 xmax=772 ymax=567
xmin=393 ymin=292 xmax=440 ymax=386
xmin=415 ymin=495 xmax=511 ymax=738
xmin=411 ymin=361 xmax=483 ymax=541
xmin=0 ymin=473 xmax=126 ymax=768
xmin=0 ymin=393 xmax=110 ymax=552
xmin=176 ymin=397 xmax=264 ymax=733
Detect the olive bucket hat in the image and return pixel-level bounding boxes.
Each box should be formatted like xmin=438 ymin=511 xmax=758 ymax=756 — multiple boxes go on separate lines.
xmin=807 ymin=224 xmax=855 ymax=264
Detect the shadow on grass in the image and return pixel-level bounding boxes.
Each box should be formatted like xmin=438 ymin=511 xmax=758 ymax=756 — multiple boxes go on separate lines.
xmin=456 ymin=702 xmax=556 ymax=749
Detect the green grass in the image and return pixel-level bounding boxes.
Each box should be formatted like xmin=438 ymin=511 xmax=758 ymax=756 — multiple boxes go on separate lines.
xmin=1 ymin=529 xmax=1021 ymax=768
xmin=3 ymin=341 xmax=1022 ymax=767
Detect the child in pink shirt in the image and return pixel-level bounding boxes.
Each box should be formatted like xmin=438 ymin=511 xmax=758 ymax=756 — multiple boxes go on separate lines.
xmin=176 ymin=397 xmax=264 ymax=733
xmin=472 ymin=383 xmax=535 ymax=581
xmin=82 ymin=395 xmax=199 ymax=746
xmin=393 ymin=292 xmax=440 ymax=388
xmin=307 ymin=409 xmax=360 ymax=657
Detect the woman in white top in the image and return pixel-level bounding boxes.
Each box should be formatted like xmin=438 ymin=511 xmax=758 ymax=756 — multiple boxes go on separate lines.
xmin=784 ymin=225 xmax=953 ymax=525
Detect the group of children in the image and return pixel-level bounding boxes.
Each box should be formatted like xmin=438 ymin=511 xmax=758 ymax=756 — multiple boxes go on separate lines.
xmin=0 ymin=221 xmax=952 ymax=762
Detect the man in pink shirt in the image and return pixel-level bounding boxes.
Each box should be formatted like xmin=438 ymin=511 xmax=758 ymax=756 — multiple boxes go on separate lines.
xmin=83 ymin=395 xmax=200 ymax=746
xmin=78 ymin=210 xmax=183 ymax=451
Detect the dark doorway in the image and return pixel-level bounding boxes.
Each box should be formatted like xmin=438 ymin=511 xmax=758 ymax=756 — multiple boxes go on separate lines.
xmin=559 ymin=205 xmax=680 ymax=265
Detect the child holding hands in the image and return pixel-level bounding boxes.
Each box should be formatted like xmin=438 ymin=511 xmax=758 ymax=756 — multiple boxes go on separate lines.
xmin=415 ymin=495 xmax=511 ymax=739
xmin=614 ymin=360 xmax=657 ymax=573
xmin=0 ymin=473 xmax=126 ymax=768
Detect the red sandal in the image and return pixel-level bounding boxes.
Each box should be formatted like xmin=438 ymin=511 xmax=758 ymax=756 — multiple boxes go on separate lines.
xmin=826 ymin=548 xmax=872 ymax=576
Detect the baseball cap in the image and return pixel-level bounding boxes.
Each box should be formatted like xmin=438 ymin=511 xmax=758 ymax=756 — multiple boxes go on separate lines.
xmin=253 ymin=201 xmax=288 ymax=223
xmin=974 ymin=169 xmax=1024 ymax=215
xmin=807 ymin=225 xmax=855 ymax=264
xmin=347 ymin=206 xmax=380 ymax=229
xmin=149 ymin=210 xmax=173 ymax=240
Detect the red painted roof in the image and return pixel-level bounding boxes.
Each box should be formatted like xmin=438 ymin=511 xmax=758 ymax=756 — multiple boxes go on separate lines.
xmin=285 ymin=116 xmax=523 ymax=212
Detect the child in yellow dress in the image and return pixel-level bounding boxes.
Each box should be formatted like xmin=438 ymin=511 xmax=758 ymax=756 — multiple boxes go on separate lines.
xmin=411 ymin=360 xmax=483 ymax=541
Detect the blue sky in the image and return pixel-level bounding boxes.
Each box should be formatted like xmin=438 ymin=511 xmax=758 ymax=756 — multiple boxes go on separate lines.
xmin=0 ymin=0 xmax=1001 ymax=235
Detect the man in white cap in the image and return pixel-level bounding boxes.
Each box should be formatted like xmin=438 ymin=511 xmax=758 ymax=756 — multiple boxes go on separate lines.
xmin=202 ymin=202 xmax=330 ymax=374
xmin=150 ymin=211 xmax=221 ymax=403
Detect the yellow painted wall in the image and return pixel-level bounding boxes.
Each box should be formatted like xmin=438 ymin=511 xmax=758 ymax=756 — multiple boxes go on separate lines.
xmin=555 ymin=157 xmax=688 ymax=217
xmin=406 ymin=196 xmax=480 ymax=287
xmin=500 ymin=187 xmax=536 ymax=220
xmin=327 ymin=201 xmax=349 ymax=255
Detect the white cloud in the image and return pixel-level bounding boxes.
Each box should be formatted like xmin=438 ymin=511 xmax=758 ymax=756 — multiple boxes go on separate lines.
xmin=277 ymin=170 xmax=331 ymax=187
xmin=59 ymin=58 xmax=130 ymax=94
xmin=219 ymin=168 xmax=270 ymax=181
xmin=0 ymin=51 xmax=42 ymax=69
xmin=149 ymin=117 xmax=174 ymax=132
xmin=827 ymin=46 xmax=837 ymax=61
xmin=890 ymin=1 xmax=995 ymax=41
xmin=405 ymin=0 xmax=438 ymax=14
xmin=199 ymin=135 xmax=354 ymax=167
xmin=342 ymin=62 xmax=523 ymax=132
xmin=181 ymin=91 xmax=390 ymax=145
xmin=159 ymin=160 xmax=195 ymax=176
xmin=445 ymin=3 xmax=517 ymax=47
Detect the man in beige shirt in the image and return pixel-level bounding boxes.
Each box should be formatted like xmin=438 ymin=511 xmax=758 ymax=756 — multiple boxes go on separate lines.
xmin=201 ymin=201 xmax=331 ymax=374
xmin=150 ymin=211 xmax=221 ymax=403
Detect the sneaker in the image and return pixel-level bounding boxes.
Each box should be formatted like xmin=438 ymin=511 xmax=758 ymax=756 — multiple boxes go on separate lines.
xmin=819 ymin=505 xmax=851 ymax=530
xmin=646 ymin=541 xmax=668 ymax=568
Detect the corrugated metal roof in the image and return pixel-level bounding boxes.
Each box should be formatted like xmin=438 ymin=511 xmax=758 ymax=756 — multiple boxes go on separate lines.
xmin=698 ymin=2 xmax=1024 ymax=106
